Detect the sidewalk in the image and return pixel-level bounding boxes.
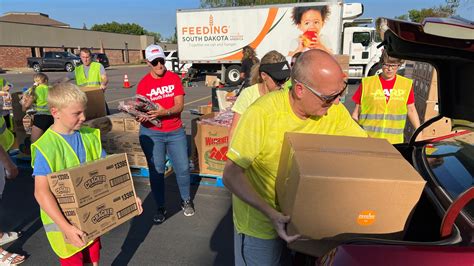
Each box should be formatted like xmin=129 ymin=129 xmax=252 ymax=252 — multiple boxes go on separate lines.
xmin=0 ymin=165 xmax=234 ymax=265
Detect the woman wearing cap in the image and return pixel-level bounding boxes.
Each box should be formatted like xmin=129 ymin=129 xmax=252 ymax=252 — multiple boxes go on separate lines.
xmin=229 ymin=50 xmax=290 ymax=139
xmin=136 ymin=44 xmax=195 ymax=224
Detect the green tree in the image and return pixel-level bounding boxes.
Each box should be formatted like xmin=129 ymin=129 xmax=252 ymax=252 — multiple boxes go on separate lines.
xmin=90 ymin=22 xmax=161 ymax=42
xmin=395 ymin=1 xmax=458 ymax=22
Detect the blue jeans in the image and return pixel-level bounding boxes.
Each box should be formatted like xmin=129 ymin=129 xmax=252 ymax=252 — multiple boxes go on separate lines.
xmin=234 ymin=228 xmax=291 ymax=266
xmin=139 ymin=126 xmax=191 ymax=207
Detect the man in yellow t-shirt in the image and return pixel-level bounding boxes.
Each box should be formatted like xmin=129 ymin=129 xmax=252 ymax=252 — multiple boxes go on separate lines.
xmin=223 ymin=49 xmax=367 ymax=265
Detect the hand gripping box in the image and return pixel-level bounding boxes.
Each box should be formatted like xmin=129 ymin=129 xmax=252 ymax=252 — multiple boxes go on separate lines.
xmin=276 ymin=133 xmax=426 ymax=257
xmin=47 ymin=154 xmax=132 ymax=208
xmin=62 ymin=186 xmax=139 ymax=243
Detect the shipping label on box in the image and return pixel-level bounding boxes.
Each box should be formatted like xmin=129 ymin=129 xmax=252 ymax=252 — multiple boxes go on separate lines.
xmin=194 ymin=115 xmax=229 ymax=176
xmin=63 ymin=186 xmax=139 ymax=243
xmin=276 ymin=133 xmax=426 ymax=248
xmin=48 ymin=154 xmax=132 ymax=208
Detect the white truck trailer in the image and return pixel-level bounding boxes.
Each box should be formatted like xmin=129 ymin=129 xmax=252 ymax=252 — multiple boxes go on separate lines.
xmin=176 ymin=1 xmax=383 ymax=85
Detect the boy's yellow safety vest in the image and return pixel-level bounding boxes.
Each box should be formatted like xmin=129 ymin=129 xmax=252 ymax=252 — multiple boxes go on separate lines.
xmin=75 ymin=62 xmax=101 ymax=87
xmin=0 ymin=116 xmax=14 ymax=151
xmin=34 ymin=84 xmax=51 ymax=114
xmin=359 ymin=74 xmax=412 ymax=144
xmin=31 ymin=127 xmax=102 ymax=258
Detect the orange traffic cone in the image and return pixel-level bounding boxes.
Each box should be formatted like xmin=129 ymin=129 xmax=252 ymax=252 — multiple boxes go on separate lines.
xmin=181 ymin=71 xmax=186 ymax=79
xmin=123 ymin=74 xmax=131 ymax=88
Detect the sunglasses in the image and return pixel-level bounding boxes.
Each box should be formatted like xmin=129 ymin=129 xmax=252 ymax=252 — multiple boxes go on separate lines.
xmin=382 ymin=63 xmax=400 ymax=69
xmin=294 ymin=79 xmax=347 ymax=104
xmin=150 ymin=57 xmax=165 ymax=67
xmin=272 ymin=76 xmax=289 ymax=87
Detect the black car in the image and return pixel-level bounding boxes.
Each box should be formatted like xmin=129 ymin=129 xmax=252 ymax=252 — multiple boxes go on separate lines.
xmin=92 ymin=53 xmax=110 ymax=68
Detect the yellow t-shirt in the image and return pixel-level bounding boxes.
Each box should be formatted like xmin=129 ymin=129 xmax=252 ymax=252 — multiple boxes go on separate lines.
xmin=231 ymin=84 xmax=261 ymax=115
xmin=227 ymin=89 xmax=368 ymax=239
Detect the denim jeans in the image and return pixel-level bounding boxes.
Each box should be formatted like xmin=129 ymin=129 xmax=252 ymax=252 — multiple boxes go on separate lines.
xmin=234 ymin=228 xmax=291 ymax=266
xmin=139 ymin=126 xmax=191 ymax=207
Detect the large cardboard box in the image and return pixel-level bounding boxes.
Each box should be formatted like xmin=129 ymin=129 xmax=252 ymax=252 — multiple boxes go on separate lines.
xmin=194 ymin=113 xmax=230 ymax=176
xmin=80 ymin=87 xmax=106 ymax=120
xmin=48 ymin=154 xmax=132 ymax=208
xmin=63 ymin=186 xmax=139 ymax=243
xmin=276 ymin=133 xmax=426 ymax=256
xmin=205 ymin=75 xmax=220 ymax=87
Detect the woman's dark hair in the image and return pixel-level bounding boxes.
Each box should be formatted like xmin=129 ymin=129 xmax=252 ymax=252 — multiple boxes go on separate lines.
xmin=292 ymin=6 xmax=330 ymax=25
xmin=242 ymin=45 xmax=259 ymax=64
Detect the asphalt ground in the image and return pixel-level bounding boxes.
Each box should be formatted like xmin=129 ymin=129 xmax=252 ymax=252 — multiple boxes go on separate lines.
xmin=0 ymin=66 xmax=359 ymax=265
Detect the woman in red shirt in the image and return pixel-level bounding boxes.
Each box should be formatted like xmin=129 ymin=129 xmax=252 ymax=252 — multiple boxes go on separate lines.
xmin=136 ymin=44 xmax=194 ymax=224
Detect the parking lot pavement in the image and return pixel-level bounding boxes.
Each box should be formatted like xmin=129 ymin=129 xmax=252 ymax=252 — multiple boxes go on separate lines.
xmin=0 ymin=66 xmax=360 ymax=264
xmin=0 ymin=166 xmax=234 ymax=265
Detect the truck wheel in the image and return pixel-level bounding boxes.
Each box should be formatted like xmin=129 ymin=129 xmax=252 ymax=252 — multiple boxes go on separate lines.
xmin=225 ymin=65 xmax=242 ymax=86
xmin=65 ymin=63 xmax=74 ymax=72
xmin=368 ymin=63 xmax=383 ymax=76
xmin=32 ymin=63 xmax=41 ymax=73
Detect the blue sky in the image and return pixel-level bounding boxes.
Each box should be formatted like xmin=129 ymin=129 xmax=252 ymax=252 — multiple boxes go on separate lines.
xmin=1 ymin=0 xmax=472 ymax=38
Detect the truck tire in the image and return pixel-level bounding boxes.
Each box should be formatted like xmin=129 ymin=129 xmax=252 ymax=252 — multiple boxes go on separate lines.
xmin=225 ymin=65 xmax=242 ymax=86
xmin=65 ymin=63 xmax=74 ymax=72
xmin=368 ymin=62 xmax=383 ymax=76
xmin=32 ymin=63 xmax=41 ymax=73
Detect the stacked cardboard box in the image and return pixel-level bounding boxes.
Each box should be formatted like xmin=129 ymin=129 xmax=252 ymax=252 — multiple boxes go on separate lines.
xmin=85 ymin=113 xmax=146 ymax=168
xmin=404 ymin=62 xmax=451 ymax=142
xmin=193 ymin=113 xmax=230 ymax=176
xmin=335 ymin=55 xmax=350 ymax=77
xmin=48 ymin=154 xmax=139 ymax=242
xmin=276 ymin=133 xmax=426 ymax=257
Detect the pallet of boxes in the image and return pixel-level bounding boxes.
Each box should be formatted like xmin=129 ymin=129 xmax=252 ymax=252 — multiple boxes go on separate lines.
xmin=190 ymin=78 xmax=235 ymax=185
xmin=404 ymin=61 xmax=452 ymax=142
xmin=84 ymin=113 xmax=148 ymax=170
xmin=47 ymin=153 xmax=140 ymax=242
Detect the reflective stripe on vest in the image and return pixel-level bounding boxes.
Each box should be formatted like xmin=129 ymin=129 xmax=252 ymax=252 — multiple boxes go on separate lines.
xmin=0 ymin=116 xmax=14 ymax=151
xmin=35 ymin=84 xmax=50 ymax=114
xmin=31 ymin=127 xmax=102 ymax=258
xmin=359 ymin=75 xmax=412 ymax=144
xmin=0 ymin=78 xmax=4 ymax=88
xmin=75 ymin=62 xmax=101 ymax=87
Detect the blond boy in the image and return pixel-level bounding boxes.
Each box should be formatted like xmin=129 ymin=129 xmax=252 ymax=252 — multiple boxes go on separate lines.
xmin=32 ymin=82 xmax=142 ymax=265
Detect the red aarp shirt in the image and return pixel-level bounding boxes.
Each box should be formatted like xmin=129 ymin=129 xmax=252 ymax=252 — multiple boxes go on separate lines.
xmin=352 ymin=75 xmax=414 ymax=104
xmin=136 ymin=70 xmax=185 ymax=132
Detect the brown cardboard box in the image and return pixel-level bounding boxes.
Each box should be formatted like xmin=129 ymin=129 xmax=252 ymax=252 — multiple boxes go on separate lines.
xmin=124 ymin=118 xmax=140 ymax=133
xmin=205 ymin=75 xmax=219 ymax=87
xmin=194 ymin=113 xmax=230 ymax=176
xmin=276 ymin=133 xmax=426 ymax=255
xmin=80 ymin=87 xmax=106 ymax=120
xmin=48 ymin=154 xmax=132 ymax=208
xmin=334 ymin=54 xmax=350 ymax=76
xmin=198 ymin=105 xmax=212 ymax=115
xmin=63 ymin=186 xmax=139 ymax=243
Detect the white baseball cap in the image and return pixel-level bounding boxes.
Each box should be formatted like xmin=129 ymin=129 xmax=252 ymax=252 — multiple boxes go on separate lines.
xmin=145 ymin=44 xmax=165 ymax=61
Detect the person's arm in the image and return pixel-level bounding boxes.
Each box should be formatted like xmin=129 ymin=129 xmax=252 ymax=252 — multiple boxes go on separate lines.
xmin=100 ymin=65 xmax=108 ymax=91
xmin=407 ymin=103 xmax=420 ymax=129
xmin=0 ymin=146 xmax=18 ymax=179
xmin=352 ymin=104 xmax=360 ymax=122
xmin=223 ymin=160 xmax=300 ymax=243
xmin=34 ymin=176 xmax=86 ymax=247
xmin=228 ymin=113 xmax=241 ymax=142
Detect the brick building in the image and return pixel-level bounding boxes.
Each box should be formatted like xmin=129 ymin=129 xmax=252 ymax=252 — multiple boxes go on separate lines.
xmin=0 ymin=12 xmax=176 ymax=68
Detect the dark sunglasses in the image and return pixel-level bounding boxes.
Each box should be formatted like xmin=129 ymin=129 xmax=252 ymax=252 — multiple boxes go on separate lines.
xmin=294 ymin=79 xmax=348 ymax=103
xmin=273 ymin=77 xmax=289 ymax=87
xmin=150 ymin=57 xmax=165 ymax=66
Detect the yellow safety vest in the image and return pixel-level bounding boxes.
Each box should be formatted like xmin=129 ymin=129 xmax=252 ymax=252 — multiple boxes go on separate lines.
xmin=0 ymin=78 xmax=5 ymax=88
xmin=0 ymin=116 xmax=14 ymax=151
xmin=31 ymin=127 xmax=102 ymax=258
xmin=75 ymin=62 xmax=101 ymax=87
xmin=359 ymin=75 xmax=412 ymax=144
xmin=35 ymin=84 xmax=51 ymax=114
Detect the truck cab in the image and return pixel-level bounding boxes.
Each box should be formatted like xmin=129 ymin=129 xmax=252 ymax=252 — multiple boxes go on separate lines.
xmin=343 ymin=26 xmax=382 ymax=78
